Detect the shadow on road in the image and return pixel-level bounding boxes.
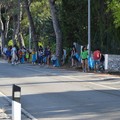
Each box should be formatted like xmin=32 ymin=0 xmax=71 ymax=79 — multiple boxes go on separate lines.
xmin=18 ymin=90 xmax=120 ymax=119
xmin=1 ymin=62 xmax=120 ymax=119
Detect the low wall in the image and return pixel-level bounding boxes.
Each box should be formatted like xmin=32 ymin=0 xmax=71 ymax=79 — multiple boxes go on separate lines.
xmin=105 ymin=54 xmax=120 ymax=72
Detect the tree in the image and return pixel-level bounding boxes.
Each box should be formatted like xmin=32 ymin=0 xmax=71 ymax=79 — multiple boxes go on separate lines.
xmin=61 ymin=0 xmax=120 ymax=54
xmin=0 ymin=0 xmax=11 ymax=48
xmin=107 ymin=0 xmax=120 ymax=28
xmin=1 ymin=0 xmax=120 ymax=55
xmin=30 ymin=1 xmax=53 ymax=47
xmin=0 ymin=4 xmax=5 ymax=48
xmin=61 ymin=0 xmax=88 ymax=48
xmin=49 ymin=0 xmax=63 ymax=65
xmin=24 ymin=0 xmax=38 ymax=50
xmin=0 ymin=0 xmax=24 ymax=48
xmin=12 ymin=0 xmax=25 ymax=47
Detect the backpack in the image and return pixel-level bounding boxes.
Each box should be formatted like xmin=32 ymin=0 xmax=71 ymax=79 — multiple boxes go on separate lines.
xmin=93 ymin=50 xmax=101 ymax=60
xmin=100 ymin=54 xmax=105 ymax=62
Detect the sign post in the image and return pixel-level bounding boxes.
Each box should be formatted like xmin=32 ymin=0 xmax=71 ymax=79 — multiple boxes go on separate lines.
xmin=12 ymin=84 xmax=21 ymax=120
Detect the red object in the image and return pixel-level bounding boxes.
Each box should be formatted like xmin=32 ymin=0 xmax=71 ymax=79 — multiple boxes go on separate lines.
xmin=93 ymin=50 xmax=101 ymax=60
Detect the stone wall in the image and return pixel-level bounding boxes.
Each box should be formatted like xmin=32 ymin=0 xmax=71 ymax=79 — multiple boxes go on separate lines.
xmin=106 ymin=54 xmax=120 ymax=72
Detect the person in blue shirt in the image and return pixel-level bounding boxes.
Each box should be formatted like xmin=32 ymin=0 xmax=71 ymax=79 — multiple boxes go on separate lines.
xmin=45 ymin=46 xmax=51 ymax=66
xmin=6 ymin=47 xmax=11 ymax=63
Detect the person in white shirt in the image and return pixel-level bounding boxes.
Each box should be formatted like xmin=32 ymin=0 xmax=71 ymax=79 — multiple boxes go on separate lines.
xmin=51 ymin=53 xmax=57 ymax=67
xmin=11 ymin=45 xmax=17 ymax=65
xmin=3 ymin=45 xmax=8 ymax=59
xmin=62 ymin=48 xmax=67 ymax=65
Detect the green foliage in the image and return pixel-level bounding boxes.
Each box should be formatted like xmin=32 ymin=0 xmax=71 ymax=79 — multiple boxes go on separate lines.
xmin=18 ymin=0 xmax=55 ymax=48
xmin=8 ymin=40 xmax=13 ymax=46
xmin=61 ymin=0 xmax=120 ymax=54
xmin=38 ymin=42 xmax=43 ymax=47
xmin=23 ymin=35 xmax=29 ymax=48
xmin=61 ymin=0 xmax=88 ymax=48
xmin=30 ymin=1 xmax=55 ymax=46
xmin=50 ymin=43 xmax=56 ymax=53
xmin=107 ymin=0 xmax=120 ymax=28
xmin=1 ymin=0 xmax=120 ymax=54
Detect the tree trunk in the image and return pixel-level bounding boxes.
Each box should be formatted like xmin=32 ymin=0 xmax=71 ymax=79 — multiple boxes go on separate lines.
xmin=15 ymin=0 xmax=21 ymax=44
xmin=0 ymin=5 xmax=5 ymax=49
xmin=5 ymin=15 xmax=10 ymax=42
xmin=12 ymin=0 xmax=24 ymax=48
xmin=14 ymin=0 xmax=25 ymax=48
xmin=24 ymin=0 xmax=38 ymax=50
xmin=18 ymin=1 xmax=25 ymax=47
xmin=18 ymin=33 xmax=25 ymax=47
xmin=12 ymin=15 xmax=17 ymax=45
xmin=49 ymin=0 xmax=62 ymax=65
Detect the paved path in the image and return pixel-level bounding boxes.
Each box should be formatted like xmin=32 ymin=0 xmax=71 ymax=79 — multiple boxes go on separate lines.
xmin=0 ymin=93 xmax=11 ymax=120
xmin=0 ymin=60 xmax=120 ymax=120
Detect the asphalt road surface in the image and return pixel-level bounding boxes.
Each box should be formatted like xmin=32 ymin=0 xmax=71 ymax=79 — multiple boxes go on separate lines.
xmin=0 ymin=60 xmax=120 ymax=120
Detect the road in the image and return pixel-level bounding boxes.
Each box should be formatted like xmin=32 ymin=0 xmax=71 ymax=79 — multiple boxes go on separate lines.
xmin=0 ymin=60 xmax=120 ymax=120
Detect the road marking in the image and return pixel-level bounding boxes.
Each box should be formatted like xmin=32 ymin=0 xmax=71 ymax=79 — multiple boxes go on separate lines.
xmin=61 ymin=75 xmax=120 ymax=90
xmin=8 ymin=63 xmax=120 ymax=94
xmin=21 ymin=65 xmax=120 ymax=90
xmin=0 ymin=92 xmax=38 ymax=120
xmin=88 ymin=81 xmax=120 ymax=90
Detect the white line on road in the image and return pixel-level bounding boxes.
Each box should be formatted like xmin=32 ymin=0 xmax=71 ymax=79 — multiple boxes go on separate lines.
xmin=0 ymin=92 xmax=38 ymax=120
xmin=21 ymin=65 xmax=120 ymax=91
xmin=61 ymin=75 xmax=120 ymax=90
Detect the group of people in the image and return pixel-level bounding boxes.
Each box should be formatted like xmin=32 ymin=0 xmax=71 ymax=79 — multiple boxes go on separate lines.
xmin=71 ymin=45 xmax=105 ymax=72
xmin=2 ymin=44 xmax=105 ymax=72
xmin=2 ymin=45 xmax=51 ymax=65
xmin=2 ymin=45 xmax=67 ymax=67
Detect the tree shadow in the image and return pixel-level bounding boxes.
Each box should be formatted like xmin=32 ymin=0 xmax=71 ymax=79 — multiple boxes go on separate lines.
xmin=18 ymin=90 xmax=120 ymax=119
xmin=1 ymin=63 xmax=120 ymax=119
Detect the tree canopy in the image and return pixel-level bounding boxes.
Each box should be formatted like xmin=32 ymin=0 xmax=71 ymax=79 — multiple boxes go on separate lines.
xmin=0 ymin=0 xmax=120 ymax=55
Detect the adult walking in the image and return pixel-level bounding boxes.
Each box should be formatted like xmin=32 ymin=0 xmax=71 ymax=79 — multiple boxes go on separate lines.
xmin=11 ymin=45 xmax=17 ymax=65
xmin=3 ymin=45 xmax=7 ymax=60
xmin=93 ymin=48 xmax=101 ymax=72
xmin=71 ymin=46 xmax=78 ymax=67
xmin=81 ymin=46 xmax=89 ymax=72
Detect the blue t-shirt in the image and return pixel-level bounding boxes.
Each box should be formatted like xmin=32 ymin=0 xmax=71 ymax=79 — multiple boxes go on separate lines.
xmin=6 ymin=50 xmax=11 ymax=57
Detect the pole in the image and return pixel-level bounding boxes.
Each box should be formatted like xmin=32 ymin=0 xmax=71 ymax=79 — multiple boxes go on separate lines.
xmin=88 ymin=0 xmax=91 ymax=57
xmin=12 ymin=84 xmax=21 ymax=120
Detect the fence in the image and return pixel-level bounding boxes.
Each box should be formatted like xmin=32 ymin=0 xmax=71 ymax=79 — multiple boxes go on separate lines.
xmin=105 ymin=54 xmax=120 ymax=72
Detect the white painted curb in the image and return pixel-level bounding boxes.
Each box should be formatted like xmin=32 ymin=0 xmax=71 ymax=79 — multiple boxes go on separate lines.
xmin=0 ymin=92 xmax=38 ymax=120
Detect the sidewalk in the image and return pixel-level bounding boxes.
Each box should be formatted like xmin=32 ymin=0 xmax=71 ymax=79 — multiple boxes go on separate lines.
xmin=0 ymin=92 xmax=11 ymax=120
xmin=0 ymin=59 xmax=35 ymax=119
xmin=0 ymin=57 xmax=120 ymax=77
xmin=0 ymin=96 xmax=11 ymax=120
xmin=0 ymin=92 xmax=31 ymax=120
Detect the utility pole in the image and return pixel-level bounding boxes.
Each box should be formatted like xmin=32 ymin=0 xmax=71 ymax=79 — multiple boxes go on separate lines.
xmin=88 ymin=0 xmax=91 ymax=57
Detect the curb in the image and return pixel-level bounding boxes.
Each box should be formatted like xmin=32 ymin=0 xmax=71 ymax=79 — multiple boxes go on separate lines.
xmin=0 ymin=92 xmax=38 ymax=120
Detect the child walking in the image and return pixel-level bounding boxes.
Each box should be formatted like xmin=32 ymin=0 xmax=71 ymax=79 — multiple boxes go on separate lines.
xmin=32 ymin=48 xmax=37 ymax=64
